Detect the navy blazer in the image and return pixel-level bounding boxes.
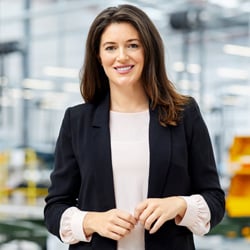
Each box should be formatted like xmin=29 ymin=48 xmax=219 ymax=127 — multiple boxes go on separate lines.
xmin=44 ymin=94 xmax=225 ymax=250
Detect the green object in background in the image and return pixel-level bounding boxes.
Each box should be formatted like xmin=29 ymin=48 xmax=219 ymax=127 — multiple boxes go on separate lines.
xmin=0 ymin=219 xmax=47 ymax=250
xmin=208 ymin=216 xmax=250 ymax=239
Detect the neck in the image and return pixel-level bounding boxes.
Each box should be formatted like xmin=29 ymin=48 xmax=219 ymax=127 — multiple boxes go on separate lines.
xmin=110 ymin=85 xmax=148 ymax=112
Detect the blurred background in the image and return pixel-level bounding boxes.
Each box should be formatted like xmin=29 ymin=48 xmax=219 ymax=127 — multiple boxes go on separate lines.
xmin=0 ymin=0 xmax=250 ymax=249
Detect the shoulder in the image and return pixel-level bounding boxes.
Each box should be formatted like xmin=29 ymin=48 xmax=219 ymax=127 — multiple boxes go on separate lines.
xmin=181 ymin=96 xmax=202 ymax=121
xmin=179 ymin=96 xmax=206 ymax=136
xmin=183 ymin=96 xmax=199 ymax=112
xmin=66 ymin=102 xmax=95 ymax=118
xmin=61 ymin=102 xmax=97 ymax=130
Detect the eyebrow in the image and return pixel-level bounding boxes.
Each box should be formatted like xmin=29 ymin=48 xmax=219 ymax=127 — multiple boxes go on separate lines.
xmin=102 ymin=39 xmax=140 ymax=47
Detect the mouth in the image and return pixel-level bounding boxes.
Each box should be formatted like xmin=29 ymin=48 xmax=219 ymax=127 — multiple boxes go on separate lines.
xmin=114 ymin=65 xmax=134 ymax=73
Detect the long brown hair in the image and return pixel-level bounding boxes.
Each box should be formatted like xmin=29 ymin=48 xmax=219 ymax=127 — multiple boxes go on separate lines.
xmin=80 ymin=4 xmax=189 ymax=126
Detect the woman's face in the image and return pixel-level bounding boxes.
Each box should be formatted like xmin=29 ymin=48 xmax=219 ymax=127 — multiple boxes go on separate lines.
xmin=99 ymin=22 xmax=144 ymax=90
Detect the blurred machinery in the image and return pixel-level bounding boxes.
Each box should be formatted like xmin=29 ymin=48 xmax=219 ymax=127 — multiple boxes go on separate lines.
xmin=0 ymin=148 xmax=50 ymax=205
xmin=0 ymin=148 xmax=52 ymax=249
xmin=209 ymin=136 xmax=250 ymax=239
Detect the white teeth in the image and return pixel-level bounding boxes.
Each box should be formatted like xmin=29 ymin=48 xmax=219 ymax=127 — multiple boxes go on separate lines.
xmin=116 ymin=66 xmax=132 ymax=71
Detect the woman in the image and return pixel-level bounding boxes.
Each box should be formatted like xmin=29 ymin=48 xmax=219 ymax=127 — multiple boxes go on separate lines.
xmin=44 ymin=4 xmax=225 ymax=250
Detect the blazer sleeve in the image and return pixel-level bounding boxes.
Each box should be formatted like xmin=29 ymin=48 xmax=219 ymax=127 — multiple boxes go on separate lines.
xmin=183 ymin=97 xmax=225 ymax=229
xmin=44 ymin=108 xmax=81 ymax=240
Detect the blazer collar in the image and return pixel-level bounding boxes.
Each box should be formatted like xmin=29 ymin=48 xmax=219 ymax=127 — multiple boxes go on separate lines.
xmin=92 ymin=93 xmax=110 ymax=128
xmin=148 ymin=107 xmax=171 ymax=197
xmin=90 ymin=93 xmax=115 ymax=210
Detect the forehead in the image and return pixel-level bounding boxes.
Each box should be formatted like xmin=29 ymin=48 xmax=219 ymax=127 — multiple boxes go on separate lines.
xmin=100 ymin=22 xmax=140 ymax=43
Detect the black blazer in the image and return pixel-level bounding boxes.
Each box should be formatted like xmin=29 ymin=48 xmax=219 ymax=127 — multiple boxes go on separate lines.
xmin=44 ymin=94 xmax=225 ymax=250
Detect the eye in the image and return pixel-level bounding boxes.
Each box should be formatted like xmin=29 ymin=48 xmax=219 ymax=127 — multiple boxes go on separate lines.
xmin=128 ymin=43 xmax=139 ymax=49
xmin=105 ymin=46 xmax=116 ymax=51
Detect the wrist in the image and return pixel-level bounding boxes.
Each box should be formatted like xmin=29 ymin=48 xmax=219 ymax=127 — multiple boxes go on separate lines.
xmin=175 ymin=196 xmax=187 ymax=222
xmin=83 ymin=212 xmax=96 ymax=238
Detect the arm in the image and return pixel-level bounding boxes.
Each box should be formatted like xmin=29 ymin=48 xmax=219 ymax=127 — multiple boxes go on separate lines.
xmin=44 ymin=108 xmax=81 ymax=240
xmin=184 ymin=98 xmax=225 ymax=229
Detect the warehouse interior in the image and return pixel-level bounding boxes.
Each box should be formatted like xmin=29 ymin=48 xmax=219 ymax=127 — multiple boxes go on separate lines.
xmin=0 ymin=0 xmax=250 ymax=249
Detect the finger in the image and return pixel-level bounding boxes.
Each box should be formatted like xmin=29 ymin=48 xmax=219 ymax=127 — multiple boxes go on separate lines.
xmin=139 ymin=208 xmax=155 ymax=227
xmin=111 ymin=224 xmax=131 ymax=237
xmin=144 ymin=212 xmax=158 ymax=231
xmin=106 ymin=230 xmax=124 ymax=241
xmin=117 ymin=211 xmax=137 ymax=226
xmin=134 ymin=200 xmax=148 ymax=219
xmin=115 ymin=217 xmax=135 ymax=231
xmin=149 ymin=215 xmax=165 ymax=234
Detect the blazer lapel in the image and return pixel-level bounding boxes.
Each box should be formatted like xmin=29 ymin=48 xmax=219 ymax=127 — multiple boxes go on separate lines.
xmin=147 ymin=108 xmax=171 ymax=198
xmin=91 ymin=94 xmax=116 ymax=210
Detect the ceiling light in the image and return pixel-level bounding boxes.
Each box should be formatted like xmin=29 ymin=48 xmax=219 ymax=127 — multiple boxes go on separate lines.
xmin=187 ymin=64 xmax=201 ymax=74
xmin=22 ymin=79 xmax=55 ymax=90
xmin=208 ymin=0 xmax=239 ymax=9
xmin=178 ymin=79 xmax=191 ymax=90
xmin=173 ymin=61 xmax=201 ymax=74
xmin=9 ymin=88 xmax=23 ymax=99
xmin=63 ymin=82 xmax=80 ymax=93
xmin=217 ymin=68 xmax=249 ymax=80
xmin=221 ymin=85 xmax=250 ymax=97
xmin=223 ymin=44 xmax=250 ymax=57
xmin=173 ymin=62 xmax=185 ymax=72
xmin=43 ymin=66 xmax=79 ymax=78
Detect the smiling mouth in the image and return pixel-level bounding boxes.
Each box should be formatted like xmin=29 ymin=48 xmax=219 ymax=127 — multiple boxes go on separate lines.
xmin=114 ymin=65 xmax=134 ymax=72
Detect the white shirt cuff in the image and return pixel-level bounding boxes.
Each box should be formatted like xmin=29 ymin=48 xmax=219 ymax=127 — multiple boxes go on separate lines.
xmin=60 ymin=207 xmax=91 ymax=244
xmin=175 ymin=195 xmax=211 ymax=236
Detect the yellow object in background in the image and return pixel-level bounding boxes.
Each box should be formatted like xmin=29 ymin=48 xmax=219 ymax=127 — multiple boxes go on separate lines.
xmin=229 ymin=136 xmax=250 ymax=172
xmin=25 ymin=148 xmax=39 ymax=205
xmin=226 ymin=136 xmax=250 ymax=218
xmin=0 ymin=151 xmax=10 ymax=203
xmin=226 ymin=166 xmax=250 ymax=217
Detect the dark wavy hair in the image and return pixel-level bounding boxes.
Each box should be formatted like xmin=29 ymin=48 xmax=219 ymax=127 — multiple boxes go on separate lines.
xmin=80 ymin=4 xmax=189 ymax=126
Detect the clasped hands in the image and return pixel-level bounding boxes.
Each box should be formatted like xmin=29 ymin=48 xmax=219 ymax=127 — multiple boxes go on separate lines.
xmin=83 ymin=196 xmax=187 ymax=241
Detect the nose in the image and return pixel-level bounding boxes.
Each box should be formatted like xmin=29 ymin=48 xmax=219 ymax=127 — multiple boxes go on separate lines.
xmin=117 ymin=48 xmax=129 ymax=61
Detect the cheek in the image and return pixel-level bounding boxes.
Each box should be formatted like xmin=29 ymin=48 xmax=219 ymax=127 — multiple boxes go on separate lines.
xmin=136 ymin=54 xmax=144 ymax=67
xmin=99 ymin=51 xmax=115 ymax=65
xmin=100 ymin=57 xmax=114 ymax=68
xmin=138 ymin=58 xmax=145 ymax=72
xmin=100 ymin=59 xmax=114 ymax=77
